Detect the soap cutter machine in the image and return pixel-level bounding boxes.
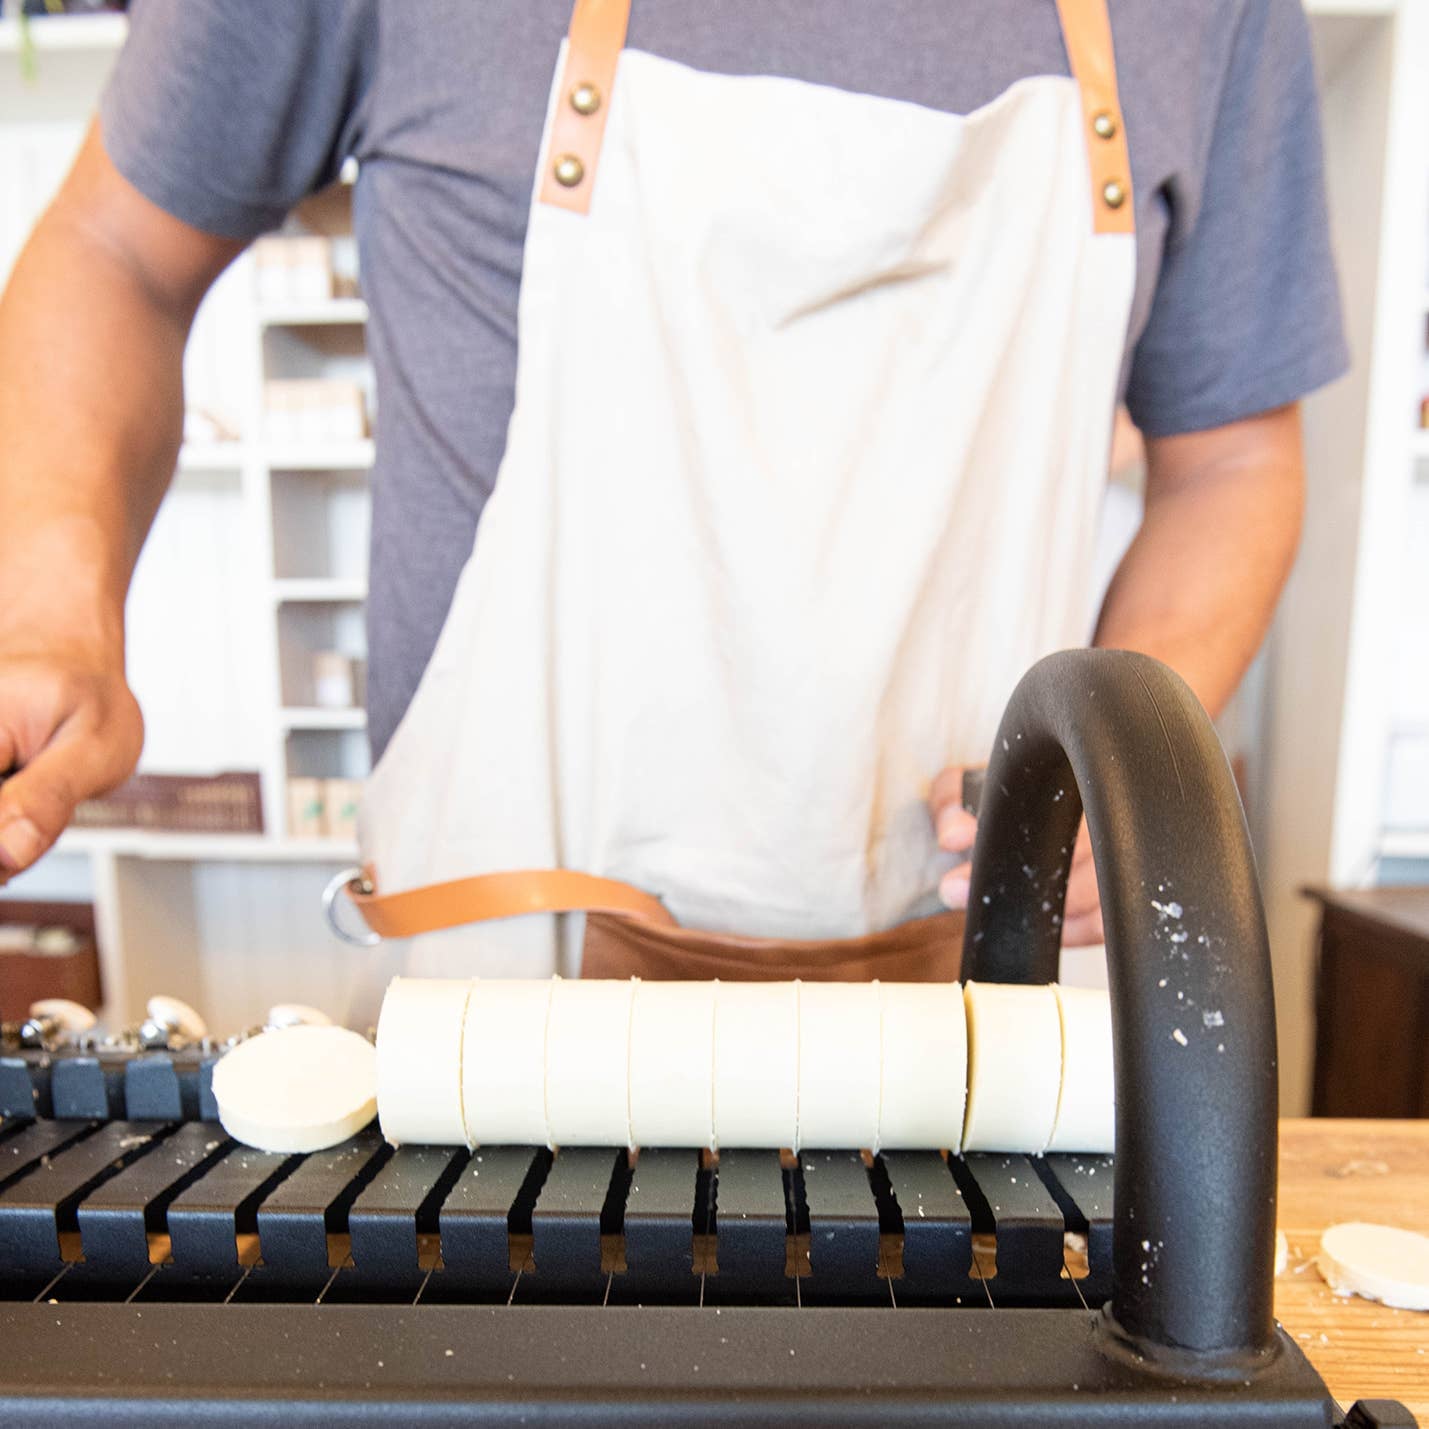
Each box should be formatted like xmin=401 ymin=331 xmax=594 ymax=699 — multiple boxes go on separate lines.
xmin=0 ymin=652 xmax=1417 ymax=1426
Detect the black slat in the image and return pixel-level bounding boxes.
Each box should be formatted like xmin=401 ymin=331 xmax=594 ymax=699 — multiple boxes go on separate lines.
xmin=253 ymin=1130 xmax=387 ymax=1285
xmin=76 ymin=1122 xmax=230 ymax=1277
xmin=0 ymin=1119 xmax=94 ymax=1193
xmin=197 ymin=1059 xmax=219 ymax=1121
xmin=48 ymin=1057 xmax=115 ymax=1120
xmin=0 ymin=1056 xmax=40 ymax=1119
xmin=799 ymin=1151 xmax=883 ymax=1302
xmin=1042 ymin=1152 xmax=1114 ymax=1298
xmin=961 ymin=1153 xmax=1066 ymax=1298
xmin=164 ymin=1144 xmax=297 ymax=1279
xmin=342 ymin=1145 xmax=467 ymax=1293
xmin=615 ymin=1148 xmax=699 ymax=1303
xmin=525 ymin=1147 xmax=623 ymax=1301
xmin=438 ymin=1146 xmax=547 ymax=1300
xmin=0 ymin=1121 xmax=169 ymax=1271
xmin=708 ymin=1150 xmax=790 ymax=1304
xmin=881 ymin=1151 xmax=975 ymax=1302
xmin=122 ymin=1055 xmax=183 ymax=1121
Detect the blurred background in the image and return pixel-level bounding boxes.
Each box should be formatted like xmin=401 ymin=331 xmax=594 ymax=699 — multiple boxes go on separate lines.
xmin=0 ymin=0 xmax=1426 ymax=1118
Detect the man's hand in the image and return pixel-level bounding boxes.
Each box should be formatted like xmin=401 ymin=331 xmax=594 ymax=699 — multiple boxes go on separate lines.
xmin=0 ymin=652 xmax=143 ymax=880
xmin=930 ymin=767 xmax=1106 ymax=948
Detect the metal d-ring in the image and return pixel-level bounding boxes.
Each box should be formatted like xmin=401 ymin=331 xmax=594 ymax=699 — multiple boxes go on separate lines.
xmin=322 ymin=866 xmax=383 ymax=947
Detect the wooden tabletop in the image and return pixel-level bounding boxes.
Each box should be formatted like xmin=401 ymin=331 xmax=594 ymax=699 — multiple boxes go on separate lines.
xmin=1276 ymin=1118 xmax=1429 ymax=1418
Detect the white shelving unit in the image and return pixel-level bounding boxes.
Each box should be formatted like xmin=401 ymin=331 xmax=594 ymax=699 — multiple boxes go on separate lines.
xmin=2 ymin=4 xmax=1425 ymax=1058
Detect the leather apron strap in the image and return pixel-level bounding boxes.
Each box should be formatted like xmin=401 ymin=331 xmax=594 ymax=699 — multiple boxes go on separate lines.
xmin=349 ymin=867 xmax=674 ymax=939
xmin=1054 ymin=0 xmax=1135 ymax=233
xmin=538 ymin=0 xmax=633 ymax=214
xmin=538 ymin=0 xmax=1132 ymax=231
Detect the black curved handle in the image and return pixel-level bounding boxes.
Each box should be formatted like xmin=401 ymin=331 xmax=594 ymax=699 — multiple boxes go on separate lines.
xmin=961 ymin=649 xmax=1278 ymax=1360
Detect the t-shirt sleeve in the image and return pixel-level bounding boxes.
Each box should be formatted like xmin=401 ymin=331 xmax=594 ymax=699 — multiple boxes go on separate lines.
xmin=99 ymin=0 xmax=377 ymax=241
xmin=1124 ymin=0 xmax=1349 ymax=437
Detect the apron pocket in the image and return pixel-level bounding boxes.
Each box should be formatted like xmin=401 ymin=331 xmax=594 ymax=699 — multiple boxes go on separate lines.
xmin=581 ymin=910 xmax=963 ymax=982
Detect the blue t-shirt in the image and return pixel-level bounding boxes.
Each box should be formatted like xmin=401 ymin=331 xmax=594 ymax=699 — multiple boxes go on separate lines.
xmin=101 ymin=0 xmax=1349 ymax=757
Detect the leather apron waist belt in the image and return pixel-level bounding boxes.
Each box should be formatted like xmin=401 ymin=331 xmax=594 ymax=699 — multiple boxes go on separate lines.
xmin=349 ymin=870 xmax=962 ymax=982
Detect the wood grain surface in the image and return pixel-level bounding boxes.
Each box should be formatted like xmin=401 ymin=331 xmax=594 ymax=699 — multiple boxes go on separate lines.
xmin=1276 ymin=1118 xmax=1429 ymax=1418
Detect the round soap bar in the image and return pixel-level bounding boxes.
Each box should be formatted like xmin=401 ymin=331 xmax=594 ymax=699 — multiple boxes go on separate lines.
xmin=375 ymin=977 xmax=472 ymax=1146
xmin=212 ymin=1025 xmax=377 ymax=1153
xmin=463 ymin=979 xmax=556 ymax=1146
xmin=629 ymin=980 xmax=715 ymax=1148
xmin=878 ymin=982 xmax=966 ymax=1152
xmin=545 ymin=978 xmax=636 ymax=1148
xmin=962 ymin=981 xmax=1062 ymax=1154
xmin=29 ymin=998 xmax=97 ymax=1034
xmin=1316 ymin=1221 xmax=1429 ymax=1311
xmin=797 ymin=982 xmax=881 ymax=1151
xmin=267 ymin=1003 xmax=333 ymax=1030
xmin=147 ymin=994 xmax=207 ymax=1040
xmin=712 ymin=981 xmax=798 ymax=1149
xmin=1046 ymin=984 xmax=1115 ymax=1153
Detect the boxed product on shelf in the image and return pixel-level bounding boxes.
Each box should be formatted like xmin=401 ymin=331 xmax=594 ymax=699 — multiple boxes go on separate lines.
xmin=264 ymin=379 xmax=370 ymax=445
xmin=287 ymin=777 xmax=326 ymax=840
xmin=0 ymin=901 xmax=102 ymax=1022
xmin=73 ymin=772 xmax=264 ymax=834
xmin=323 ymin=779 xmax=362 ymax=842
xmin=254 ymin=234 xmax=336 ymax=305
xmin=312 ymin=651 xmax=365 ymax=709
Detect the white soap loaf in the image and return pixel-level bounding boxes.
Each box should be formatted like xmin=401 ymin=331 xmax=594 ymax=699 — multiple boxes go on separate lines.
xmin=373 ymin=975 xmax=1114 ymax=1155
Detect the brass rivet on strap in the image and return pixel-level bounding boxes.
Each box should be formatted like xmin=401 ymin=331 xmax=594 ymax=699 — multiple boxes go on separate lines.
xmin=553 ymin=153 xmax=585 ymax=188
xmin=570 ymin=82 xmax=602 ymax=116
xmin=1092 ymin=110 xmax=1118 ymax=140
xmin=1102 ymin=179 xmax=1127 ymax=210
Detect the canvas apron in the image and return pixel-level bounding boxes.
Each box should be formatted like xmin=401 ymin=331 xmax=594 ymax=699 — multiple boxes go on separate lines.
xmin=347 ymin=0 xmax=1137 ymax=988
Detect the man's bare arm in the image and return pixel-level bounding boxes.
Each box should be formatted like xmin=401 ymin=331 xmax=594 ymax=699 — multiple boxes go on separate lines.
xmin=0 ymin=119 xmax=244 ymax=878
xmin=933 ymin=404 xmax=1305 ymax=943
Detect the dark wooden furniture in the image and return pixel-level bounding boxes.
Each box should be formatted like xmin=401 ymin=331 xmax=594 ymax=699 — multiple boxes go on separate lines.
xmin=1303 ymin=884 xmax=1429 ymax=1118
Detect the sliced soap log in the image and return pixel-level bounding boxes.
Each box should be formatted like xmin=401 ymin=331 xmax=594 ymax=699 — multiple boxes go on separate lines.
xmin=375 ymin=976 xmax=471 ymax=1146
xmin=1316 ymin=1221 xmax=1429 ymax=1311
xmin=463 ymin=978 xmax=555 ymax=1146
xmin=962 ymin=981 xmax=1062 ymax=1154
xmin=1046 ymin=984 xmax=1114 ymax=1153
xmin=213 ymin=1024 xmax=377 ymax=1153
xmin=629 ymin=979 xmax=715 ymax=1148
xmin=878 ymin=981 xmax=966 ymax=1152
xmin=545 ymin=977 xmax=636 ymax=1147
xmin=713 ymin=981 xmax=798 ymax=1149
xmin=798 ymin=982 xmax=881 ymax=1150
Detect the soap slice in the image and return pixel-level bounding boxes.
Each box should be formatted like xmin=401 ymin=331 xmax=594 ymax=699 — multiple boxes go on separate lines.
xmin=798 ymin=982 xmax=881 ymax=1151
xmin=713 ymin=981 xmax=798 ymax=1149
xmin=629 ymin=980 xmax=715 ymax=1148
xmin=545 ymin=978 xmax=636 ymax=1148
xmin=1046 ymin=984 xmax=1115 ymax=1153
xmin=877 ymin=982 xmax=966 ymax=1152
xmin=462 ymin=978 xmax=555 ymax=1147
xmin=962 ymin=981 xmax=1062 ymax=1154
xmin=212 ymin=1025 xmax=377 ymax=1153
xmin=1316 ymin=1221 xmax=1429 ymax=1311
xmin=375 ymin=977 xmax=472 ymax=1146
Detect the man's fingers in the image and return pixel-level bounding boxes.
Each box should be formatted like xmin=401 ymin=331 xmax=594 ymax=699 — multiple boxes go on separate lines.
xmin=928 ymin=765 xmax=979 ymax=852
xmin=0 ymin=718 xmax=133 ymax=875
xmin=1061 ymin=907 xmax=1105 ymax=949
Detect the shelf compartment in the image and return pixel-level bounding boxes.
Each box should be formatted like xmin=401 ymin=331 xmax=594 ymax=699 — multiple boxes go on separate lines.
xmin=285 ymin=728 xmax=370 ymax=783
xmin=270 ymin=467 xmax=370 ymax=580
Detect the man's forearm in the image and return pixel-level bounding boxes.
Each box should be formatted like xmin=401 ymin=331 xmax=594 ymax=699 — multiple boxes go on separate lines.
xmin=0 ymin=200 xmax=189 ymax=658
xmin=1092 ymin=405 xmax=1305 ymax=718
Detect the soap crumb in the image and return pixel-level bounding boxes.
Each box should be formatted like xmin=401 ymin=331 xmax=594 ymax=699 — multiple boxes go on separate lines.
xmin=1171 ymin=1028 xmax=1188 ymax=1047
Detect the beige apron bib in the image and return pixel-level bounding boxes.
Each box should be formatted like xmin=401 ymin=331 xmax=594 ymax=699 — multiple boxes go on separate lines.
xmin=348 ymin=0 xmax=1137 ymax=988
